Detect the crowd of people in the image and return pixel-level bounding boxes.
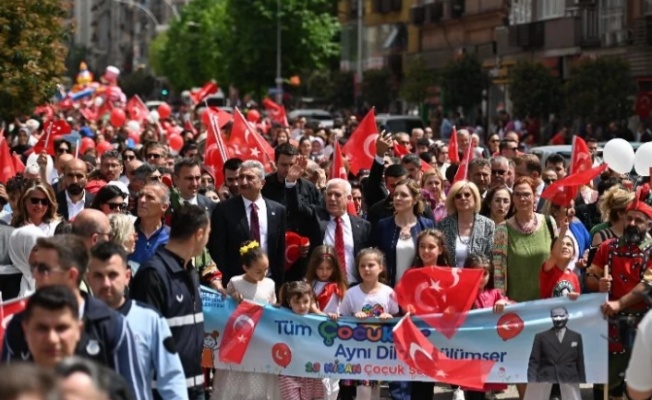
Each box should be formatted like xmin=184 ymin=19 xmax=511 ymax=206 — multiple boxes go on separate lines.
xmin=1 ymin=109 xmax=652 ymax=400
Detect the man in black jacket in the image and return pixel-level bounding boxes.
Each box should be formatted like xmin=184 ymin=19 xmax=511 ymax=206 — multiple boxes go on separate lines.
xmin=56 ymin=158 xmax=94 ymax=221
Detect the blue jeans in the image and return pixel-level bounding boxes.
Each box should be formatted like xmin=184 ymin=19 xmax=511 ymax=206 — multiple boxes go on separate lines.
xmin=388 ymin=381 xmax=411 ymax=400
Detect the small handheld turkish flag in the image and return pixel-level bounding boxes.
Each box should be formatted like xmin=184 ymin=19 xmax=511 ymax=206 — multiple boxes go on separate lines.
xmin=218 ymin=300 xmax=264 ymax=364
xmin=341 ymin=109 xmax=378 ymax=175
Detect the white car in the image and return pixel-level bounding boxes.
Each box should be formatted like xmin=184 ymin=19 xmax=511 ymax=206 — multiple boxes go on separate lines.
xmin=287 ymin=109 xmax=334 ymax=128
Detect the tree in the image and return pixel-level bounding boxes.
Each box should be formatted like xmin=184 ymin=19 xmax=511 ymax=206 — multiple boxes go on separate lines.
xmin=155 ymin=0 xmax=230 ymax=91
xmin=0 ymin=0 xmax=70 ymax=119
xmin=564 ymin=56 xmax=636 ymax=126
xmin=148 ymin=31 xmax=168 ymax=79
xmin=400 ymin=56 xmax=437 ymax=105
xmin=119 ymin=68 xmax=157 ymax=99
xmin=509 ymin=60 xmax=562 ymax=119
xmin=439 ymin=54 xmax=488 ymax=114
xmin=362 ymin=69 xmax=396 ymax=112
xmin=224 ymin=0 xmax=339 ymax=95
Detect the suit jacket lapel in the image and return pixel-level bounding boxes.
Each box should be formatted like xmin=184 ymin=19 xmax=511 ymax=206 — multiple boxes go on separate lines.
xmin=349 ymin=214 xmax=361 ymax=247
xmin=236 ymin=197 xmax=249 ymax=236
xmin=265 ymin=199 xmax=277 ymax=242
xmin=542 ymin=329 xmax=564 ymax=362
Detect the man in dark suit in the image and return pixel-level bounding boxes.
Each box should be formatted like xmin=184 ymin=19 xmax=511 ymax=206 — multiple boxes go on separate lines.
xmin=172 ymin=158 xmax=217 ymax=215
xmin=56 ymin=158 xmax=94 ymax=221
xmin=208 ymin=160 xmax=286 ymax=291
xmin=285 ymin=164 xmax=371 ymax=285
xmin=526 ymin=307 xmax=585 ymax=400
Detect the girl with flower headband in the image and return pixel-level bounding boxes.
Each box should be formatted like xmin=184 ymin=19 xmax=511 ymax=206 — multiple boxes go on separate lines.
xmin=211 ymin=240 xmax=282 ymax=400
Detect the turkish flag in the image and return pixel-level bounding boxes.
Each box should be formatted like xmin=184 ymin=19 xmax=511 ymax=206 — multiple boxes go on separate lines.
xmin=452 ymin=139 xmax=475 ymax=184
xmin=393 ymin=143 xmax=431 ymax=172
xmin=12 ymin=152 xmax=25 ymax=174
xmin=262 ymin=98 xmax=289 ymax=127
xmin=395 ymin=266 xmax=483 ymax=339
xmin=341 ymin=109 xmax=378 ymax=175
xmin=330 ymin=142 xmax=357 ymax=215
xmin=541 ymin=163 xmax=608 ymax=206
xmin=393 ymin=315 xmax=495 ymax=390
xmin=0 ymin=296 xmax=28 ymax=345
xmin=28 ymin=119 xmax=71 ymax=156
xmin=34 ymin=104 xmax=55 ymax=120
xmin=570 ymin=136 xmax=593 ymax=175
xmin=201 ymin=107 xmax=233 ymax=129
xmin=636 ymin=93 xmax=652 ymax=119
xmin=218 ymin=300 xmax=264 ymax=364
xmin=203 ymin=108 xmax=233 ymax=187
xmin=0 ymin=137 xmax=16 ymax=184
xmin=228 ymin=108 xmax=274 ymax=172
xmin=184 ymin=119 xmax=197 ymax=137
xmin=448 ymin=126 xmax=460 ymax=164
xmin=191 ymin=81 xmax=219 ymax=105
xmin=126 ymin=95 xmax=149 ymax=122
xmin=80 ymin=107 xmax=98 ymax=123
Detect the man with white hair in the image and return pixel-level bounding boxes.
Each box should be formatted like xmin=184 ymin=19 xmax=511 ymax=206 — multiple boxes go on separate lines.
xmin=208 ymin=160 xmax=287 ymax=289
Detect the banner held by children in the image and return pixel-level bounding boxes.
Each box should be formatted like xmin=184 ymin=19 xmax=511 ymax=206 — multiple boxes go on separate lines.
xmin=202 ymin=288 xmax=607 ymax=383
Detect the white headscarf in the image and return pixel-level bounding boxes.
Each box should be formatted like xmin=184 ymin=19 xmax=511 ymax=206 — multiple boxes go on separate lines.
xmin=8 ymin=225 xmax=46 ymax=297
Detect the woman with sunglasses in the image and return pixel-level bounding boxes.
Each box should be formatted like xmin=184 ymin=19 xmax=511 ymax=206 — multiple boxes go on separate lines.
xmin=90 ymin=185 xmax=127 ymax=216
xmin=437 ymin=181 xmax=495 ymax=268
xmin=11 ymin=182 xmax=61 ymax=235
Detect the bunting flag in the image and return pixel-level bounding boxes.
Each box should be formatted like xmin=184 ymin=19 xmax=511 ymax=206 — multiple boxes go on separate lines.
xmin=341 ymin=109 xmax=378 ymax=175
xmin=541 ymin=163 xmax=609 ymax=206
xmin=262 ymin=98 xmax=289 ymax=127
xmin=219 ymin=300 xmax=264 ymax=364
xmin=395 ymin=266 xmax=484 ymax=339
xmin=448 ymin=126 xmax=460 ymax=164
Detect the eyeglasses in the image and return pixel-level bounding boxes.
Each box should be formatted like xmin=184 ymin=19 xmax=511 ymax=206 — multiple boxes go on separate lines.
xmin=57 ymin=147 xmax=70 ymax=154
xmin=455 ymin=192 xmax=472 ymax=200
xmin=29 ymin=198 xmax=49 ymax=206
xmin=147 ymin=153 xmax=163 ymax=159
xmin=492 ymin=169 xmax=507 ymax=176
xmin=106 ymin=202 xmax=125 ymax=211
xmin=513 ymin=192 xmax=533 ymax=199
xmin=31 ymin=263 xmax=64 ymax=276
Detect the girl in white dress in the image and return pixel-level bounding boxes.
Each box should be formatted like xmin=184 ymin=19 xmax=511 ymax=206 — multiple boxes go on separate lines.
xmin=211 ymin=240 xmax=282 ymax=400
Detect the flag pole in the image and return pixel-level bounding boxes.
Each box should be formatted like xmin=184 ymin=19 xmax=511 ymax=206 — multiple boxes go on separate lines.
xmin=43 ymin=121 xmax=54 ymax=153
xmin=75 ymin=138 xmax=80 ymax=158
xmin=603 ymin=261 xmax=609 ymax=400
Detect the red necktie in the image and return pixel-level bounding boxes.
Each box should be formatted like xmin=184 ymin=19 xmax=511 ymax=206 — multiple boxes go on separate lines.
xmin=334 ymin=216 xmax=346 ymax=273
xmin=250 ymin=203 xmax=260 ymax=243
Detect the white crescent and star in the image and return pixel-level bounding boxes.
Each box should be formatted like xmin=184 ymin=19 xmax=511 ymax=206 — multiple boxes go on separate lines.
xmin=274 ymin=348 xmax=285 ymax=360
xmin=362 ymin=134 xmax=379 ymax=159
xmin=285 ymin=244 xmax=299 ymax=264
xmin=233 ymin=315 xmax=255 ymax=331
xmin=409 ymin=342 xmax=433 ymax=363
xmin=414 ymin=281 xmax=438 ymax=313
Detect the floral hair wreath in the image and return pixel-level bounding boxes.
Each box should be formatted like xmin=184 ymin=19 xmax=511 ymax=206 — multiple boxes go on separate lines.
xmin=239 ymin=241 xmax=260 ymax=256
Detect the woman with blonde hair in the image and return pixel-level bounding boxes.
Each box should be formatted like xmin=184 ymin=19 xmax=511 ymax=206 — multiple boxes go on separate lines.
xmin=421 ymin=168 xmax=447 ymax=222
xmin=11 ymin=181 xmax=60 ymax=235
xmin=108 ymin=213 xmax=139 ymax=272
xmin=437 ymin=180 xmax=495 ymax=268
xmin=591 ymin=185 xmax=635 ymax=247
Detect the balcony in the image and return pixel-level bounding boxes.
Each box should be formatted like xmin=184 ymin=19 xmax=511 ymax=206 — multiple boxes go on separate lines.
xmin=579 ymin=7 xmax=601 ymax=47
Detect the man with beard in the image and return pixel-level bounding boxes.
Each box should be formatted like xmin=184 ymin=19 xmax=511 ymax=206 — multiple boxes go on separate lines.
xmin=56 ymin=159 xmax=94 ymax=221
xmin=585 ymin=194 xmax=652 ymax=400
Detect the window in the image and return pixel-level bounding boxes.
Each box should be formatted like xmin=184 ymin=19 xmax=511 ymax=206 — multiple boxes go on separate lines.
xmin=598 ymin=0 xmax=625 ymax=33
xmin=510 ymin=0 xmax=532 ymax=25
xmin=536 ymin=0 xmax=565 ymax=21
xmin=645 ymin=0 xmax=652 ymax=15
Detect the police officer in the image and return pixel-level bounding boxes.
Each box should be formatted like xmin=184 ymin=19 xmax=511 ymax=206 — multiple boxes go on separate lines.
xmin=88 ymin=241 xmax=188 ymax=400
xmin=131 ymin=204 xmax=210 ymax=400
xmin=1 ymin=234 xmax=149 ymax=400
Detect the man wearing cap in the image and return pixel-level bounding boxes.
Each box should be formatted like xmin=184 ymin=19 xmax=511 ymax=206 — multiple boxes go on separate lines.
xmin=585 ymin=193 xmax=652 ymax=399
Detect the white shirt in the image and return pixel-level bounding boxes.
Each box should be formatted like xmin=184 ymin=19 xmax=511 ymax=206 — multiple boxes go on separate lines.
xmin=339 ymin=284 xmax=399 ymax=317
xmin=66 ymin=191 xmax=86 ymax=220
xmin=180 ymin=195 xmax=198 ymax=206
xmin=626 ymin=311 xmax=652 ymax=392
xmin=242 ymin=196 xmax=268 ymax=254
xmin=395 ymin=237 xmax=415 ymax=284
xmin=455 ymin=236 xmax=470 ymax=268
xmin=324 ymin=213 xmax=356 ymax=284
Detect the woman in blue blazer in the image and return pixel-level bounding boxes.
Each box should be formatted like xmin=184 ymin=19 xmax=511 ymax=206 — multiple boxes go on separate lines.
xmin=372 ymin=179 xmax=435 ymax=288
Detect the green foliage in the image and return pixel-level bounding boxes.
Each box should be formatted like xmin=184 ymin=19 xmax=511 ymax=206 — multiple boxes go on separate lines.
xmin=439 ymin=54 xmax=488 ymax=113
xmin=148 ymin=31 xmax=168 ymax=78
xmin=224 ymin=0 xmax=340 ymax=95
xmin=508 ymin=60 xmax=562 ymax=119
xmin=330 ymin=70 xmax=355 ymax=109
xmin=302 ymin=70 xmax=355 ymax=109
xmin=155 ymin=0 xmax=229 ymax=91
xmin=400 ymin=56 xmax=437 ymax=104
xmin=564 ymin=56 xmax=636 ymax=125
xmin=0 ymin=0 xmax=70 ymax=119
xmin=362 ymin=69 xmax=396 ymax=112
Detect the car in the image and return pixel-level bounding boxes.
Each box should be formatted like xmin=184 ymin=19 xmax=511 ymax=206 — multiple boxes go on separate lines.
xmin=375 ymin=114 xmax=424 ymax=134
xmin=528 ymin=145 xmax=595 ymax=166
xmin=287 ymin=109 xmax=334 ymax=128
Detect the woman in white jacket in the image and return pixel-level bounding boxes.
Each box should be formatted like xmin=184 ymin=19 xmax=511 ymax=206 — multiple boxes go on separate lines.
xmin=7 ymin=225 xmax=45 ymax=298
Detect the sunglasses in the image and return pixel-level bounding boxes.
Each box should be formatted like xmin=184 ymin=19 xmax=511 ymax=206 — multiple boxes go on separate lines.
xmin=57 ymin=147 xmax=70 ymax=154
xmin=106 ymin=202 xmax=125 ymax=211
xmin=455 ymin=192 xmax=472 ymax=200
xmin=149 ymin=175 xmax=162 ymax=181
xmin=31 ymin=263 xmax=63 ymax=276
xmin=29 ymin=198 xmax=49 ymax=206
xmin=124 ymin=155 xmax=136 ymax=161
xmin=147 ymin=153 xmax=163 ymax=159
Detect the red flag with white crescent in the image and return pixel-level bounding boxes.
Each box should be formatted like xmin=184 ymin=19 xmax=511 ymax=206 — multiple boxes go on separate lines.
xmin=452 ymin=138 xmax=475 ymax=184
xmin=126 ymin=95 xmax=149 ymax=123
xmin=262 ymin=98 xmax=289 ymax=127
xmin=395 ymin=266 xmax=483 ymax=339
xmin=0 ymin=136 xmax=16 ymax=184
xmin=228 ymin=108 xmax=274 ymax=172
xmin=204 ymin=108 xmax=233 ymax=187
xmin=218 ymin=300 xmax=264 ymax=364
xmin=393 ymin=143 xmax=431 ymax=172
xmin=448 ymin=126 xmax=460 ymax=164
xmin=541 ymin=163 xmax=608 ymax=207
xmin=341 ymin=109 xmax=378 ymax=175
xmin=330 ymin=142 xmax=357 ymax=215
xmin=0 ymin=296 xmax=28 ymax=345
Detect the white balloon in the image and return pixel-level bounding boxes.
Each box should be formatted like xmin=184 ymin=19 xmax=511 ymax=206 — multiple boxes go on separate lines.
xmin=149 ymin=110 xmax=160 ymax=123
xmin=603 ymin=138 xmax=635 ymax=174
xmin=93 ymin=97 xmax=104 ymax=108
xmin=634 ymin=142 xmax=652 ymax=176
xmin=126 ymin=120 xmax=141 ymax=132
